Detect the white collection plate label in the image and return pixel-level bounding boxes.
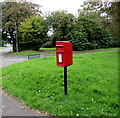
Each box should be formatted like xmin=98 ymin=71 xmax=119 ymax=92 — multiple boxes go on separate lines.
xmin=58 ymin=54 xmax=62 ymax=63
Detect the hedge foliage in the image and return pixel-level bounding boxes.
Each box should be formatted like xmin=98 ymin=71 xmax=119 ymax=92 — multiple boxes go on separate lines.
xmin=19 ymin=16 xmax=48 ymax=51
xmin=19 ymin=11 xmax=118 ymax=51
xmin=47 ymin=12 xmax=116 ymax=50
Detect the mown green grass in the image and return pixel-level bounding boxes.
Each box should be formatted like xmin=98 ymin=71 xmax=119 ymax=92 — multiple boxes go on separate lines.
xmin=13 ymin=48 xmax=119 ymax=55
xmin=48 ymin=51 xmax=56 ymax=54
xmin=13 ymin=48 xmax=56 ymax=55
xmin=2 ymin=51 xmax=119 ymax=116
xmin=86 ymin=47 xmax=120 ymax=51
xmin=13 ymin=50 xmax=39 ymax=55
xmin=40 ymin=48 xmax=56 ymax=50
xmin=0 ymin=47 xmax=7 ymax=49
xmin=74 ymin=47 xmax=119 ymax=52
xmin=47 ymin=47 xmax=119 ymax=54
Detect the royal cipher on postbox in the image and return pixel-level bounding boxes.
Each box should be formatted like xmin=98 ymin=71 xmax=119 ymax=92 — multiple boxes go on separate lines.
xmin=56 ymin=41 xmax=73 ymax=67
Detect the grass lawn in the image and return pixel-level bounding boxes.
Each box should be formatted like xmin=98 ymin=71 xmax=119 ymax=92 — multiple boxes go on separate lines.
xmin=1 ymin=50 xmax=119 ymax=116
xmin=0 ymin=47 xmax=7 ymax=49
xmin=12 ymin=48 xmax=119 ymax=55
xmin=47 ymin=47 xmax=119 ymax=54
xmin=48 ymin=51 xmax=56 ymax=54
xmin=13 ymin=48 xmax=55 ymax=55
xmin=13 ymin=50 xmax=39 ymax=55
xmin=40 ymin=48 xmax=55 ymax=50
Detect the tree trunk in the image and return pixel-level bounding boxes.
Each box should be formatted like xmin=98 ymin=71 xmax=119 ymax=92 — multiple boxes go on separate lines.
xmin=9 ymin=29 xmax=16 ymax=52
xmin=15 ymin=22 xmax=18 ymax=53
xmin=13 ymin=38 xmax=16 ymax=52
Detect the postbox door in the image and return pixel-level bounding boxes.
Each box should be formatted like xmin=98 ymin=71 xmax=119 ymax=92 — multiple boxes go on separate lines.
xmin=56 ymin=44 xmax=64 ymax=66
xmin=56 ymin=41 xmax=72 ymax=67
xmin=56 ymin=52 xmax=65 ymax=67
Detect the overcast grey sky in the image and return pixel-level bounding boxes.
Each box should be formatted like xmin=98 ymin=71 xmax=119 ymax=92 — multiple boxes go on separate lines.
xmin=27 ymin=0 xmax=119 ymax=15
xmin=27 ymin=0 xmax=85 ymax=15
xmin=1 ymin=0 xmax=119 ymax=15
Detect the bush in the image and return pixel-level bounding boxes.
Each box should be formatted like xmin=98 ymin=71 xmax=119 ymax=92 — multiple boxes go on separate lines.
xmin=68 ymin=13 xmax=113 ymax=51
xmin=69 ymin=31 xmax=87 ymax=51
xmin=111 ymin=36 xmax=120 ymax=47
xmin=68 ymin=12 xmax=113 ymax=51
xmin=18 ymin=40 xmax=41 ymax=51
xmin=69 ymin=28 xmax=113 ymax=51
xmin=19 ymin=16 xmax=48 ymax=51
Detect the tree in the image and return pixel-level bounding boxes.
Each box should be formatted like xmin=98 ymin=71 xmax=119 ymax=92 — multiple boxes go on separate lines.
xmin=80 ymin=1 xmax=120 ymax=37
xmin=69 ymin=12 xmax=113 ymax=50
xmin=18 ymin=16 xmax=48 ymax=51
xmin=46 ymin=11 xmax=75 ymax=46
xmin=2 ymin=1 xmax=41 ymax=52
xmin=45 ymin=10 xmax=113 ymax=50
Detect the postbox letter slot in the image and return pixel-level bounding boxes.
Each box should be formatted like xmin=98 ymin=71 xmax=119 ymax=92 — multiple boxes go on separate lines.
xmin=56 ymin=45 xmax=63 ymax=48
xmin=57 ymin=51 xmax=64 ymax=53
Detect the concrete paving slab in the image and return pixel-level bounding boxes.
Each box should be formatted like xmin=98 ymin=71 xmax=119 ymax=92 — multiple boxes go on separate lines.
xmin=2 ymin=91 xmax=51 ymax=116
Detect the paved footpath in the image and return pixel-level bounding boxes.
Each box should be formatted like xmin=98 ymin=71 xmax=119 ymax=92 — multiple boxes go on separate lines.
xmin=0 ymin=47 xmax=54 ymax=117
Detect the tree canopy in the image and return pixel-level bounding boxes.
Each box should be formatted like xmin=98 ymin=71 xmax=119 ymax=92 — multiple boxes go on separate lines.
xmin=46 ymin=11 xmax=75 ymax=46
xmin=44 ymin=11 xmax=113 ymax=50
xmin=1 ymin=1 xmax=41 ymax=51
xmin=70 ymin=12 xmax=113 ymax=50
xmin=18 ymin=16 xmax=48 ymax=51
xmin=1 ymin=1 xmax=119 ymax=51
xmin=80 ymin=1 xmax=120 ymax=36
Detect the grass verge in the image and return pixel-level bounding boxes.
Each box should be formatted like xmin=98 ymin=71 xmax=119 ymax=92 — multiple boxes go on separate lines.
xmin=2 ymin=50 xmax=119 ymax=116
xmin=40 ymin=48 xmax=55 ymax=50
xmin=13 ymin=50 xmax=39 ymax=55
xmin=0 ymin=47 xmax=7 ymax=49
xmin=12 ymin=48 xmax=119 ymax=55
xmin=79 ymin=47 xmax=120 ymax=52
xmin=48 ymin=47 xmax=120 ymax=54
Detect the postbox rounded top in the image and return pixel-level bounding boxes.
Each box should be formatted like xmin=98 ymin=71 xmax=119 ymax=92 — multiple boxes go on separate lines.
xmin=56 ymin=41 xmax=72 ymax=46
xmin=56 ymin=41 xmax=71 ymax=43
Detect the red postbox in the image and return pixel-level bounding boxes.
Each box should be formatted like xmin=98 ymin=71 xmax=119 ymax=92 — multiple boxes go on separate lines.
xmin=56 ymin=41 xmax=73 ymax=67
xmin=56 ymin=41 xmax=73 ymax=95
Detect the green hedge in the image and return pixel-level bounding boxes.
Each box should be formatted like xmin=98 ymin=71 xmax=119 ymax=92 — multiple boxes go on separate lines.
xmin=18 ymin=40 xmax=41 ymax=51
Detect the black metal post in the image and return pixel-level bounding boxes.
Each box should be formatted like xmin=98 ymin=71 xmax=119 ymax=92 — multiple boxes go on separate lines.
xmin=64 ymin=66 xmax=67 ymax=95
